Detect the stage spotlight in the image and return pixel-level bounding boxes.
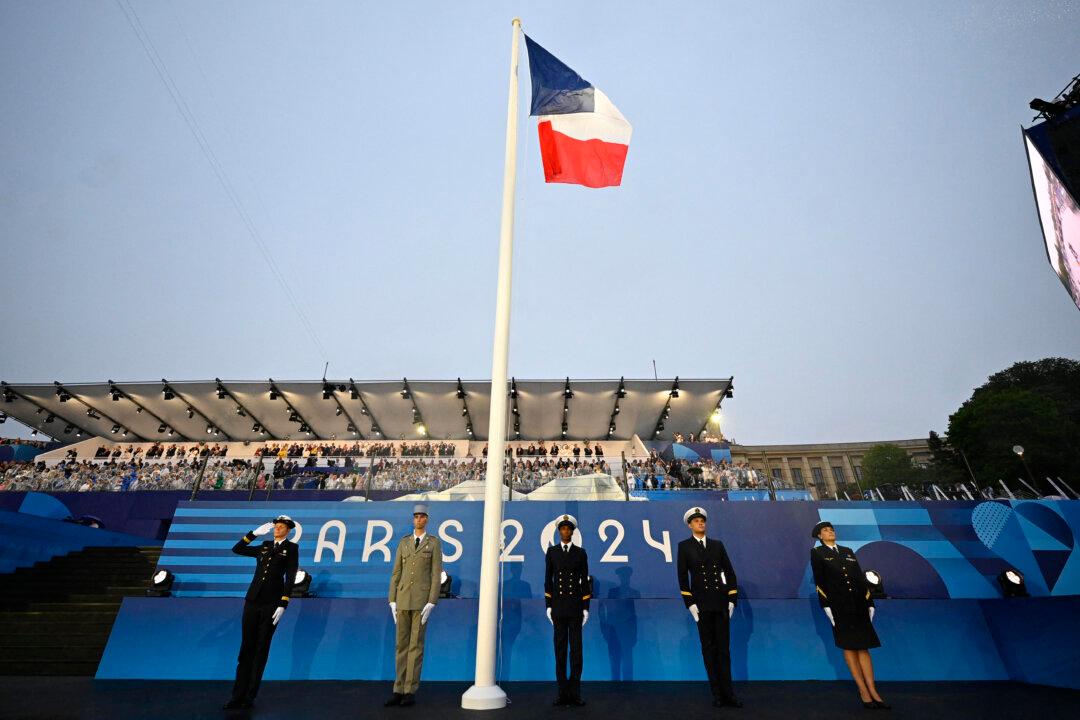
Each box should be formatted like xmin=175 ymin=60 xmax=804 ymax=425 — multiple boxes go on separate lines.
xmin=2 ymin=389 xmax=14 ymax=403
xmin=725 ymin=387 xmax=734 ymax=399
xmin=110 ymin=390 xmax=121 ymax=401
xmin=439 ymin=571 xmax=453 ymax=598
xmin=371 ymin=424 xmax=380 ymax=435
xmin=167 ymin=428 xmax=174 ymax=436
xmin=252 ymin=422 xmax=262 ymax=432
xmin=997 ymin=569 xmax=1028 ymax=597
xmin=561 ymin=430 xmax=568 ymax=439
xmin=217 ymin=386 xmax=227 ymax=399
xmin=147 ymin=568 xmax=175 ymax=597
xmin=236 ymin=406 xmax=246 ymax=416
xmin=350 ymin=388 xmax=359 ymax=400
xmin=0 ymin=413 xmax=6 ymax=424
xmin=322 ymin=385 xmax=333 ymax=400
xmin=457 ymin=379 xmax=467 ymax=399
xmin=564 ymin=378 xmax=574 ymax=399
xmin=75 ymin=431 xmax=82 ymax=437
xmin=158 ymin=423 xmax=167 ymax=433
xmin=29 ymin=429 xmax=38 ymax=436
xmin=186 ymin=407 xmax=195 ymax=419
xmin=290 ymin=569 xmax=314 ymax=597
xmin=299 ymin=423 xmax=311 ymax=433
xmin=657 ymin=422 xmax=665 ymax=431
xmin=45 ymin=414 xmax=55 ymax=424
xmin=335 ymin=407 xmax=343 ymax=416
xmin=289 ymin=411 xmax=300 ymax=422
xmin=121 ymin=429 xmax=129 ymax=436
xmin=617 ymin=377 xmax=627 ymax=398
xmin=400 ymin=380 xmax=411 ymax=399
xmin=461 ymin=407 xmax=468 ymax=416
xmin=360 ymin=407 xmax=369 ymax=416
xmin=136 ymin=407 xmax=143 ymax=414
xmin=509 ymin=379 xmax=518 ymax=399
xmin=110 ymin=424 xmax=120 ymax=434
xmin=162 ymin=386 xmax=174 ymax=400
xmin=864 ymin=570 xmax=886 ymax=599
xmin=466 ymin=424 xmax=473 ymax=436
xmin=58 ymin=393 xmax=71 ymax=402
xmin=269 ymin=389 xmax=278 ymax=400
xmin=206 ymin=424 xmax=214 ymax=434
xmin=63 ymin=424 xmax=73 ymax=434
xmin=416 ymin=423 xmax=427 ymax=436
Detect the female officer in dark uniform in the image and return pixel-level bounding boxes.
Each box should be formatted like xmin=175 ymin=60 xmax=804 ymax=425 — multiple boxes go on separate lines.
xmin=810 ymin=521 xmax=889 ymax=710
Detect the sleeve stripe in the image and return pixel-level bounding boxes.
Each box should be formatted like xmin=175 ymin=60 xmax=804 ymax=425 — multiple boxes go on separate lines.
xmin=544 ymin=592 xmax=551 ymax=598
xmin=727 ymin=589 xmax=738 ymax=595
xmin=680 ymin=591 xmax=693 ymax=596
xmin=582 ymin=595 xmax=591 ymax=600
xmin=280 ymin=596 xmax=290 ymax=601
xmin=816 ymin=586 xmax=828 ymax=599
xmin=866 ymin=591 xmax=871 ymax=600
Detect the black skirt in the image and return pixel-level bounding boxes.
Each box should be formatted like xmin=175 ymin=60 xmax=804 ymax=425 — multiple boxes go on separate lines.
xmin=831 ymin=606 xmax=881 ymax=650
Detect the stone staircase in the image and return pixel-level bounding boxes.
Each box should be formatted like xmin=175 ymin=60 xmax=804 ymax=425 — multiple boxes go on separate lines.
xmin=0 ymin=546 xmax=161 ymax=675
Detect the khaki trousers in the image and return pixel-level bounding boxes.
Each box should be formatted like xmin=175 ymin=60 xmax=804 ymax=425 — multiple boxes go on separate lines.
xmin=393 ymin=609 xmax=428 ymax=694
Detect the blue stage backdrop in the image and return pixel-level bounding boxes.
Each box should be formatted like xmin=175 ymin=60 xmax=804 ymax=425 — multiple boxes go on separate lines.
xmin=95 ymin=596 xmax=1079 ymax=687
xmin=159 ymin=500 xmax=1080 ymax=600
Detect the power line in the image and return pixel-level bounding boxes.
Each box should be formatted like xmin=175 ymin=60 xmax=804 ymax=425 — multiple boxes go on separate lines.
xmin=114 ymin=0 xmax=329 ymax=361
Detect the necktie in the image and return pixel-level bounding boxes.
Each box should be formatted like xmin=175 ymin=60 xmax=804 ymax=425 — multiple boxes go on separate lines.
xmin=699 ymin=539 xmax=705 ymax=550
xmin=563 ymin=544 xmax=569 ymax=554
xmin=415 ymin=537 xmax=420 ymax=549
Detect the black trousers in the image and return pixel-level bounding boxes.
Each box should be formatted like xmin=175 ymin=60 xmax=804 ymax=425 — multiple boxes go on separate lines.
xmin=230 ymin=601 xmax=279 ymax=703
xmin=696 ymin=609 xmax=733 ymax=701
xmin=552 ymin=616 xmax=583 ymax=699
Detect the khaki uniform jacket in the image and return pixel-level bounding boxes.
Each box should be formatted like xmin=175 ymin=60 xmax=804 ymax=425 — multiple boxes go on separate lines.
xmin=388 ymin=533 xmax=443 ymax=610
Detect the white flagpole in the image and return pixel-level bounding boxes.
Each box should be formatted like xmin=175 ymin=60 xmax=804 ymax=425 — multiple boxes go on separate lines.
xmin=461 ymin=16 xmax=521 ymax=711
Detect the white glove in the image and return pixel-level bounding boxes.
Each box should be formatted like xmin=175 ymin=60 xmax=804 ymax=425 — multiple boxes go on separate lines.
xmin=688 ymin=604 xmax=699 ymax=623
xmin=728 ymin=602 xmax=734 ymax=619
xmin=271 ymin=607 xmax=284 ymax=626
xmin=582 ymin=610 xmax=589 ymax=627
xmin=824 ymin=607 xmax=835 ymax=627
xmin=546 ymin=608 xmax=553 ymax=625
xmin=389 ymin=601 xmax=397 ymax=625
xmin=869 ymin=607 xmax=875 ymax=623
xmin=253 ymin=522 xmax=274 ymax=536
xmin=421 ymin=602 xmax=435 ymax=625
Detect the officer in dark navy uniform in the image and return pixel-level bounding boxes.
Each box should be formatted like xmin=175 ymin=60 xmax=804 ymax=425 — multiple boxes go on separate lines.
xmin=223 ymin=514 xmax=299 ymax=710
xmin=810 ymin=520 xmax=889 ymax=710
xmin=545 ymin=514 xmax=590 ymax=707
xmin=676 ymin=506 xmax=742 ymax=709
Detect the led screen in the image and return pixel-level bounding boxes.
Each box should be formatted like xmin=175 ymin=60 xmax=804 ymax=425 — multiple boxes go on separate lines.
xmin=1026 ymin=135 xmax=1080 ymax=311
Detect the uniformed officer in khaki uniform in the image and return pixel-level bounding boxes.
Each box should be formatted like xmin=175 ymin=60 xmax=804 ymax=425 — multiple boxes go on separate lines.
xmin=385 ymin=503 xmax=443 ymax=707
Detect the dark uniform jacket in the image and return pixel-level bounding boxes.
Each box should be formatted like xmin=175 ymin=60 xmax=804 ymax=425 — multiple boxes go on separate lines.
xmin=545 ymin=543 xmax=591 ymax=618
xmin=232 ymin=532 xmax=299 ymax=608
xmin=676 ymin=536 xmax=738 ymax=611
xmin=810 ymin=543 xmax=874 ymax=612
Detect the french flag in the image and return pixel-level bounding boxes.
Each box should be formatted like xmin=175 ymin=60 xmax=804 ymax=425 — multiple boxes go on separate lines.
xmin=524 ymin=35 xmax=631 ymax=189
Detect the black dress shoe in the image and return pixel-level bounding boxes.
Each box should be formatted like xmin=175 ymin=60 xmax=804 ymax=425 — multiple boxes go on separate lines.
xmin=401 ymin=693 xmax=415 ymax=707
xmin=222 ymin=699 xmax=243 ymax=710
xmin=384 ymin=693 xmax=403 ymax=707
xmin=723 ymin=696 xmax=742 ymax=708
xmin=553 ymin=695 xmax=568 ymax=706
xmin=862 ymin=701 xmax=877 ymax=709
xmin=568 ymin=697 xmax=586 ymax=707
xmin=873 ymin=700 xmax=891 ymax=710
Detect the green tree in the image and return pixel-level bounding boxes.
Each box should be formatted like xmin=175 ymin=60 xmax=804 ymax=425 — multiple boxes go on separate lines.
xmin=928 ymin=358 xmax=1080 ymax=493
xmin=860 ymin=444 xmax=924 ymax=488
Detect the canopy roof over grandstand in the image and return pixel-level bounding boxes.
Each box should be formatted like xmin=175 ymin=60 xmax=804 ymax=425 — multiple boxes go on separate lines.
xmin=0 ymin=377 xmax=732 ymax=444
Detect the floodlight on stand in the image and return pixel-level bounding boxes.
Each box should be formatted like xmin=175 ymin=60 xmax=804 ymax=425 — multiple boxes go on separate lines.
xmin=997 ymin=569 xmax=1028 ymax=597
xmin=147 ymin=568 xmax=174 ymax=597
xmin=291 ymin=569 xmax=314 ymax=597
xmin=864 ymin=570 xmax=886 ymax=599
xmin=439 ymin=570 xmax=453 ymax=598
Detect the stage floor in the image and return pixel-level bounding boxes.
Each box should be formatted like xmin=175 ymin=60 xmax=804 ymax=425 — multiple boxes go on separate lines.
xmin=1 ymin=679 xmax=1077 ymax=720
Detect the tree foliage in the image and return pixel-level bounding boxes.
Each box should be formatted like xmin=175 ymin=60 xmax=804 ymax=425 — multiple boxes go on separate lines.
xmin=860 ymin=443 xmax=925 ymax=488
xmin=929 ymin=358 xmax=1080 ymax=492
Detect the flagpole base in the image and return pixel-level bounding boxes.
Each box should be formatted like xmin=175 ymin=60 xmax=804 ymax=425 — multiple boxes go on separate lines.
xmin=461 ymin=684 xmax=508 ymax=710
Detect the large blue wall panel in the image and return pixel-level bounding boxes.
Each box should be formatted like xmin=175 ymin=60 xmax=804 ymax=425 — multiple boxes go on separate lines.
xmin=97 ymin=597 xmax=1033 ymax=683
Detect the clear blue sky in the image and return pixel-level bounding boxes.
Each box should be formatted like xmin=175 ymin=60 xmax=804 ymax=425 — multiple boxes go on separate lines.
xmin=2 ymin=1 xmax=1079 ymax=444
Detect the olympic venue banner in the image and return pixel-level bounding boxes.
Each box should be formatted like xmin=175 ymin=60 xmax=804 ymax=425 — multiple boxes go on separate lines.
xmin=161 ymin=499 xmax=1080 ymax=600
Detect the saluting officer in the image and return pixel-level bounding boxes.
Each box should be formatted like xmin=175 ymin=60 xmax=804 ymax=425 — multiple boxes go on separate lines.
xmin=386 ymin=503 xmax=443 ymax=708
xmin=676 ymin=506 xmax=742 ymax=710
xmin=545 ymin=514 xmax=590 ymax=707
xmin=810 ymin=521 xmax=889 ymax=710
xmin=223 ymin=514 xmax=299 ymax=711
